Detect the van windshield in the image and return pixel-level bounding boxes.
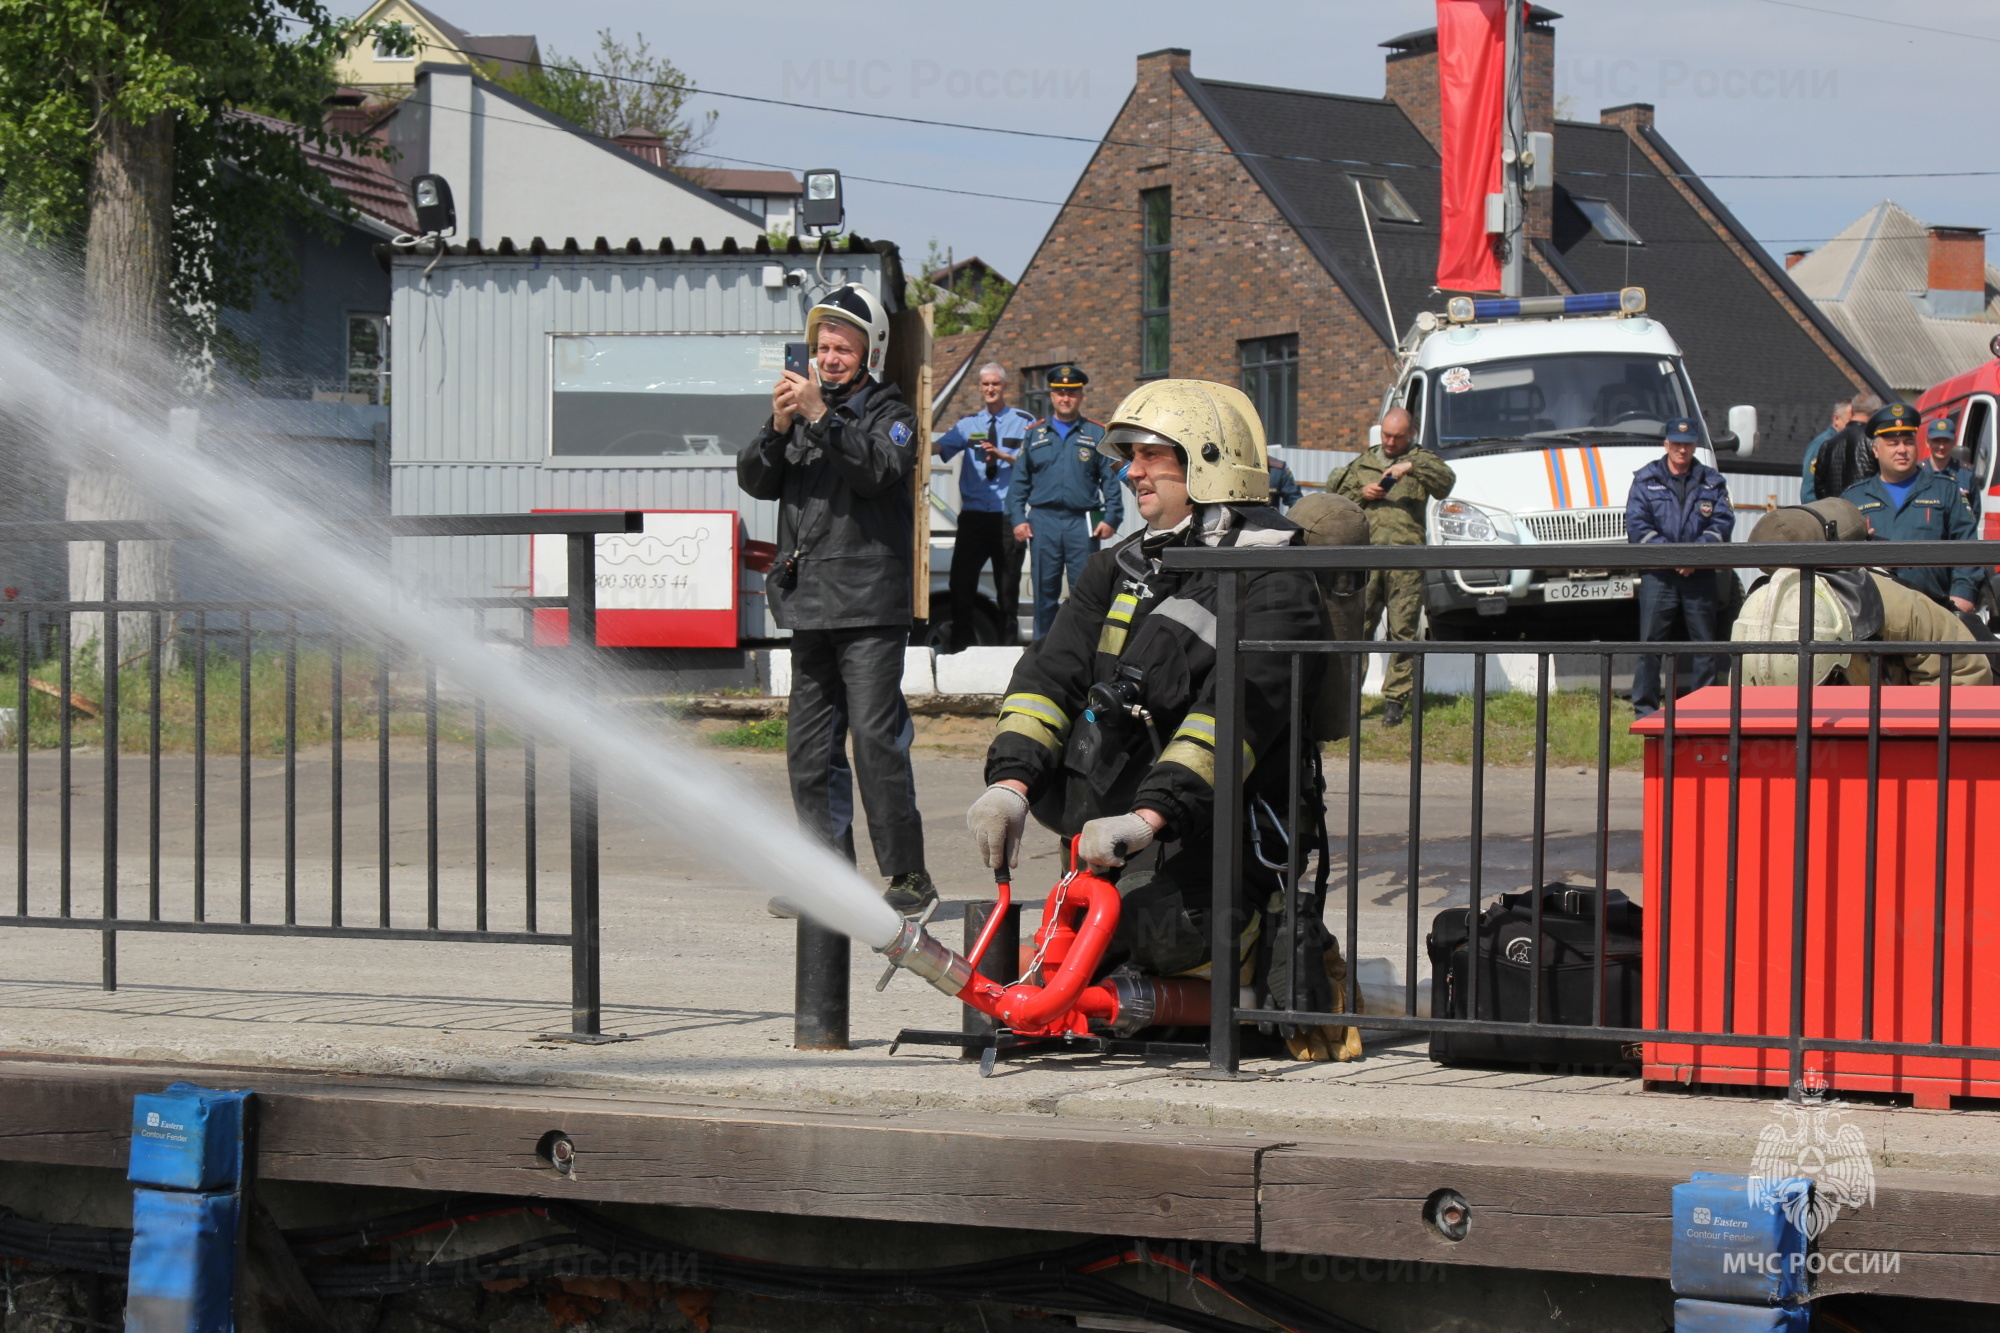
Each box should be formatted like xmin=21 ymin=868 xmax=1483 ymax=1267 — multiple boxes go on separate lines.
xmin=1429 ymin=353 xmax=1694 ymax=456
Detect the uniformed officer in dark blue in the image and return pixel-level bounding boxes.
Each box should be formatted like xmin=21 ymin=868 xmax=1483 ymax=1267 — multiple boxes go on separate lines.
xmin=1926 ymin=415 xmax=1981 ymax=519
xmin=1624 ymin=416 xmax=1735 ymax=719
xmin=1006 ymin=364 xmax=1124 ymax=638
xmin=1843 ymin=403 xmax=1983 ymax=611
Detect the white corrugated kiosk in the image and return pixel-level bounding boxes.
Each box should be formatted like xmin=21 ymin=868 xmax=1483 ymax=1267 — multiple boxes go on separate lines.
xmin=384 ymin=234 xmax=908 ymax=642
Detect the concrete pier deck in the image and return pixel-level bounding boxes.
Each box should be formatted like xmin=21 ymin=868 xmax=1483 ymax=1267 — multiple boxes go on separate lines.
xmin=4 ymin=737 xmax=1998 ymax=1303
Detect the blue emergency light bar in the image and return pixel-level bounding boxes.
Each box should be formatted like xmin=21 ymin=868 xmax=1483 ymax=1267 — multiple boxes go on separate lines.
xmin=1446 ymin=287 xmax=1646 ymax=322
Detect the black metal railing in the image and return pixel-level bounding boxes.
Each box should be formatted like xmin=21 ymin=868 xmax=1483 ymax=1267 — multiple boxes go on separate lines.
xmin=0 ymin=512 xmax=639 ymax=1040
xmin=1171 ymin=538 xmax=2000 ymax=1095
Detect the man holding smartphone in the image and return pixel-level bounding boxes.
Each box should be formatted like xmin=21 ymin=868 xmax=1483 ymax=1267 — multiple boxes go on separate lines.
xmin=738 ymin=282 xmax=936 ymax=916
xmin=933 ymin=362 xmax=1032 ymax=650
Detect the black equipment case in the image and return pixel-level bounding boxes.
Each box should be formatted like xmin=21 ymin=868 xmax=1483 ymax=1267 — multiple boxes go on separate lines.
xmin=1426 ymin=882 xmax=1643 ymax=1070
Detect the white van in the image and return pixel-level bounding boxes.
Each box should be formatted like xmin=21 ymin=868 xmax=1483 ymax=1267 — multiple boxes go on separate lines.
xmin=1383 ymin=289 xmax=1755 ymax=637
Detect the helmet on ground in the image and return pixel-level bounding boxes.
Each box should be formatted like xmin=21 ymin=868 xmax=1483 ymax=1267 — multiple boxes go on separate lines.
xmin=1749 ymin=498 xmax=1868 ymax=545
xmin=805 ymin=282 xmax=890 ymax=376
xmin=1732 ymin=567 xmax=1853 ymax=686
xmin=1099 ymin=379 xmax=1268 ymax=504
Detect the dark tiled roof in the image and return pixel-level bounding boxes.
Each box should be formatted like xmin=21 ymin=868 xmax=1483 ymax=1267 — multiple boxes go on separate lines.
xmin=1181 ymin=75 xmax=1561 ymax=345
xmin=1545 ymin=120 xmax=1878 ymax=460
xmin=1182 ymin=71 xmax=1881 ymax=464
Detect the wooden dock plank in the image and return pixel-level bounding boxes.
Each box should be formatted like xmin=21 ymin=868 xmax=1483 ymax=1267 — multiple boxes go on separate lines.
xmin=7 ymin=1056 xmax=2000 ymax=1302
xmin=0 ymin=1058 xmax=1263 ymax=1241
xmin=1260 ymin=1141 xmax=2000 ymax=1304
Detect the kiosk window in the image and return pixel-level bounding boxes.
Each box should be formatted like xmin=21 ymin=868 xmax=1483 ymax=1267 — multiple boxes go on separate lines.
xmin=550 ymin=334 xmax=786 ymax=458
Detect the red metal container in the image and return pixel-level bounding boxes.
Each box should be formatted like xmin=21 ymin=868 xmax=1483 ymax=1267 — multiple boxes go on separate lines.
xmin=1636 ymin=685 xmax=2000 ymax=1108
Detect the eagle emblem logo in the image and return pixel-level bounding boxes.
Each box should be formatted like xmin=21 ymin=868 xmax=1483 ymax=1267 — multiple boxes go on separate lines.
xmin=1748 ymin=1076 xmax=1875 ymax=1240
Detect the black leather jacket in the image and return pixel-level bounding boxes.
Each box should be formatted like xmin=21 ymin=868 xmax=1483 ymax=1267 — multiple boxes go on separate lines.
xmin=738 ymin=377 xmax=920 ymax=630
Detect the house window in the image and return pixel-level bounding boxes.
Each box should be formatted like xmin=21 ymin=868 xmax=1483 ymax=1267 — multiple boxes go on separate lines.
xmin=1240 ymin=336 xmax=1299 ymax=448
xmin=1022 ymin=366 xmax=1054 ymax=423
xmin=1141 ymin=187 xmax=1171 ymax=377
xmin=722 ymin=194 xmax=767 ymax=222
xmin=346 ymin=313 xmax=388 ymax=405
xmin=372 ymin=21 xmax=416 ymax=61
xmin=1349 ymin=175 xmax=1420 ymax=224
xmin=1571 ymin=196 xmax=1643 ymax=245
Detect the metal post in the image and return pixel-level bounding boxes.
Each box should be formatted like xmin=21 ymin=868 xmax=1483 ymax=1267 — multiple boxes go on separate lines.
xmin=566 ymin=530 xmax=601 ymax=1036
xmin=795 ymin=917 xmax=851 ymax=1050
xmin=1500 ymin=0 xmax=1527 ymax=297
xmin=1206 ymin=571 xmax=1245 ymax=1075
xmin=101 ymin=541 xmax=119 ymax=990
xmin=961 ymin=899 xmax=1020 ymax=1052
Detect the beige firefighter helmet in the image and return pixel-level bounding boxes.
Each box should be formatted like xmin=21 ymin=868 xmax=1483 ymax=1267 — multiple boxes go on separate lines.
xmin=1731 ymin=567 xmax=1854 ymax=686
xmin=1099 ymin=379 xmax=1269 ymax=504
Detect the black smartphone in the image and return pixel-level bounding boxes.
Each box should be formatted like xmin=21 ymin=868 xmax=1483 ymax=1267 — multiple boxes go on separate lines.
xmin=784 ymin=341 xmax=810 ymax=379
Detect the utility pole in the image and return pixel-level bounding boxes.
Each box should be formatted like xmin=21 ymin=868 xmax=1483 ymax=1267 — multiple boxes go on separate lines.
xmin=1500 ymin=0 xmax=1526 ymax=297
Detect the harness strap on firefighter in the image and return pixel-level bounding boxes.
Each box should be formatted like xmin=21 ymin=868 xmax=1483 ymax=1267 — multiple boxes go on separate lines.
xmin=1096 ymin=591 xmax=1142 ymax=656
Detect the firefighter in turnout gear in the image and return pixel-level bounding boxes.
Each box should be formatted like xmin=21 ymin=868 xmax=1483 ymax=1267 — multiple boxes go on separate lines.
xmin=1326 ymin=407 xmax=1455 ymax=725
xmin=966 ymin=379 xmax=1363 ymax=1060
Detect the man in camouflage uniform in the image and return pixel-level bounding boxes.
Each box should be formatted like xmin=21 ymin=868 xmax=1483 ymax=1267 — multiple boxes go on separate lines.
xmin=1326 ymin=406 xmax=1455 ymax=726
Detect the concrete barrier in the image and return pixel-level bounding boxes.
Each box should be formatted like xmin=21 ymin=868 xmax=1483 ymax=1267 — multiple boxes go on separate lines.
xmin=761 ymin=646 xmax=1554 ymax=702
xmin=934 ymin=647 xmax=1022 ymax=695
xmin=1361 ymin=651 xmax=1551 ymax=696
xmin=763 ymin=648 xmax=939 ymax=699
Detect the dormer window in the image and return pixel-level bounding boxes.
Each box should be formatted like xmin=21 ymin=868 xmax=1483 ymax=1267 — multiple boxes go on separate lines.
xmin=1572 ymin=196 xmax=1643 ymax=245
xmin=1350 ymin=174 xmax=1420 ymax=225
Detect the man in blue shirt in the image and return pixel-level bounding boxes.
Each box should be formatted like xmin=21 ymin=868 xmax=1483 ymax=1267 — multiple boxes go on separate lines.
xmin=1006 ymin=364 xmax=1124 ymax=638
xmin=1625 ymin=417 xmax=1735 ymax=719
xmin=1843 ymin=403 xmax=1982 ymax=610
xmin=934 ymin=361 xmax=1034 ymax=649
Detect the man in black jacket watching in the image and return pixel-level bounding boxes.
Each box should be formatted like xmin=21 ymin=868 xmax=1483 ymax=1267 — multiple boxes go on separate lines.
xmin=738 ymin=283 xmax=935 ymax=915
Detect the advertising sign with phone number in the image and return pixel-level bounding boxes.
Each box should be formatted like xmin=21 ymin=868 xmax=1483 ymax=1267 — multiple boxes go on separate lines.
xmin=529 ymin=510 xmax=738 ymax=647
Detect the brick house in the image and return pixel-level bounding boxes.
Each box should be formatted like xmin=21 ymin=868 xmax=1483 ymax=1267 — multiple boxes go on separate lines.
xmin=953 ymin=15 xmax=1887 ymax=464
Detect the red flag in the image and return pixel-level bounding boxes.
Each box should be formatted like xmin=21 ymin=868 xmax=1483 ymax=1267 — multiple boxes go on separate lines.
xmin=1435 ymin=0 xmax=1507 ymax=292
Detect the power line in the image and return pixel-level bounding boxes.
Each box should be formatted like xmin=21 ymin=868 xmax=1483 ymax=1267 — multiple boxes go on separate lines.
xmin=414 ymin=37 xmax=2000 ymax=184
xmin=397 ymin=98 xmax=1991 ymax=251
xmin=1748 ymin=0 xmax=2000 ymax=45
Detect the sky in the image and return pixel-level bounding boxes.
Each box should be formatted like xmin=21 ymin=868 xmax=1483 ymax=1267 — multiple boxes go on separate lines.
xmin=450 ymin=0 xmax=1998 ymax=283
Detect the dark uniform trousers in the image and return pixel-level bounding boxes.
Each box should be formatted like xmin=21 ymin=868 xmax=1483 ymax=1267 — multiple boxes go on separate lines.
xmin=786 ymin=627 xmax=925 ymax=877
xmin=1633 ymin=570 xmax=1722 ymax=713
xmin=948 ymin=511 xmax=1023 ymax=649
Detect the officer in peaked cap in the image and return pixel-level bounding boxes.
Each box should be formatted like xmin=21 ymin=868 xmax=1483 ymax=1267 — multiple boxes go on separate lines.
xmin=1925 ymin=415 xmax=1981 ymax=518
xmin=1842 ymin=403 xmax=1983 ymax=611
xmin=1006 ymin=364 xmax=1125 ymax=638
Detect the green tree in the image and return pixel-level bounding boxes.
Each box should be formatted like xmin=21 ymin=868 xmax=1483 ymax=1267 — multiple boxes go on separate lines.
xmin=0 ymin=0 xmax=402 ymax=671
xmin=488 ymin=29 xmax=715 ymax=165
xmin=906 ymin=240 xmax=1013 ymax=337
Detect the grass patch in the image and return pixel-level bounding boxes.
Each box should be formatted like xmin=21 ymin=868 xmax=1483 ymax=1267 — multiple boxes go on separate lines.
xmin=1324 ymin=691 xmax=1644 ymax=770
xmin=710 ymin=716 xmax=787 ymax=749
xmin=6 ymin=643 xmax=512 ymax=755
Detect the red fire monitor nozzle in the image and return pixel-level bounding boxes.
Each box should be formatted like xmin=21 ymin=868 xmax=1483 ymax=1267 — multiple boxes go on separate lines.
xmin=875 ymin=840 xmax=1209 ymax=1038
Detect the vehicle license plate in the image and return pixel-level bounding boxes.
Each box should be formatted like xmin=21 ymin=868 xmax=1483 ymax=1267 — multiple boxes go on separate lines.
xmin=1545 ymin=577 xmax=1635 ymax=602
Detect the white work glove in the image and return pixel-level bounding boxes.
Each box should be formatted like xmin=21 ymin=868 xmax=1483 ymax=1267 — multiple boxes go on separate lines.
xmin=967 ymin=784 xmax=1030 ymax=869
xmin=1079 ymin=812 xmax=1156 ymax=868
